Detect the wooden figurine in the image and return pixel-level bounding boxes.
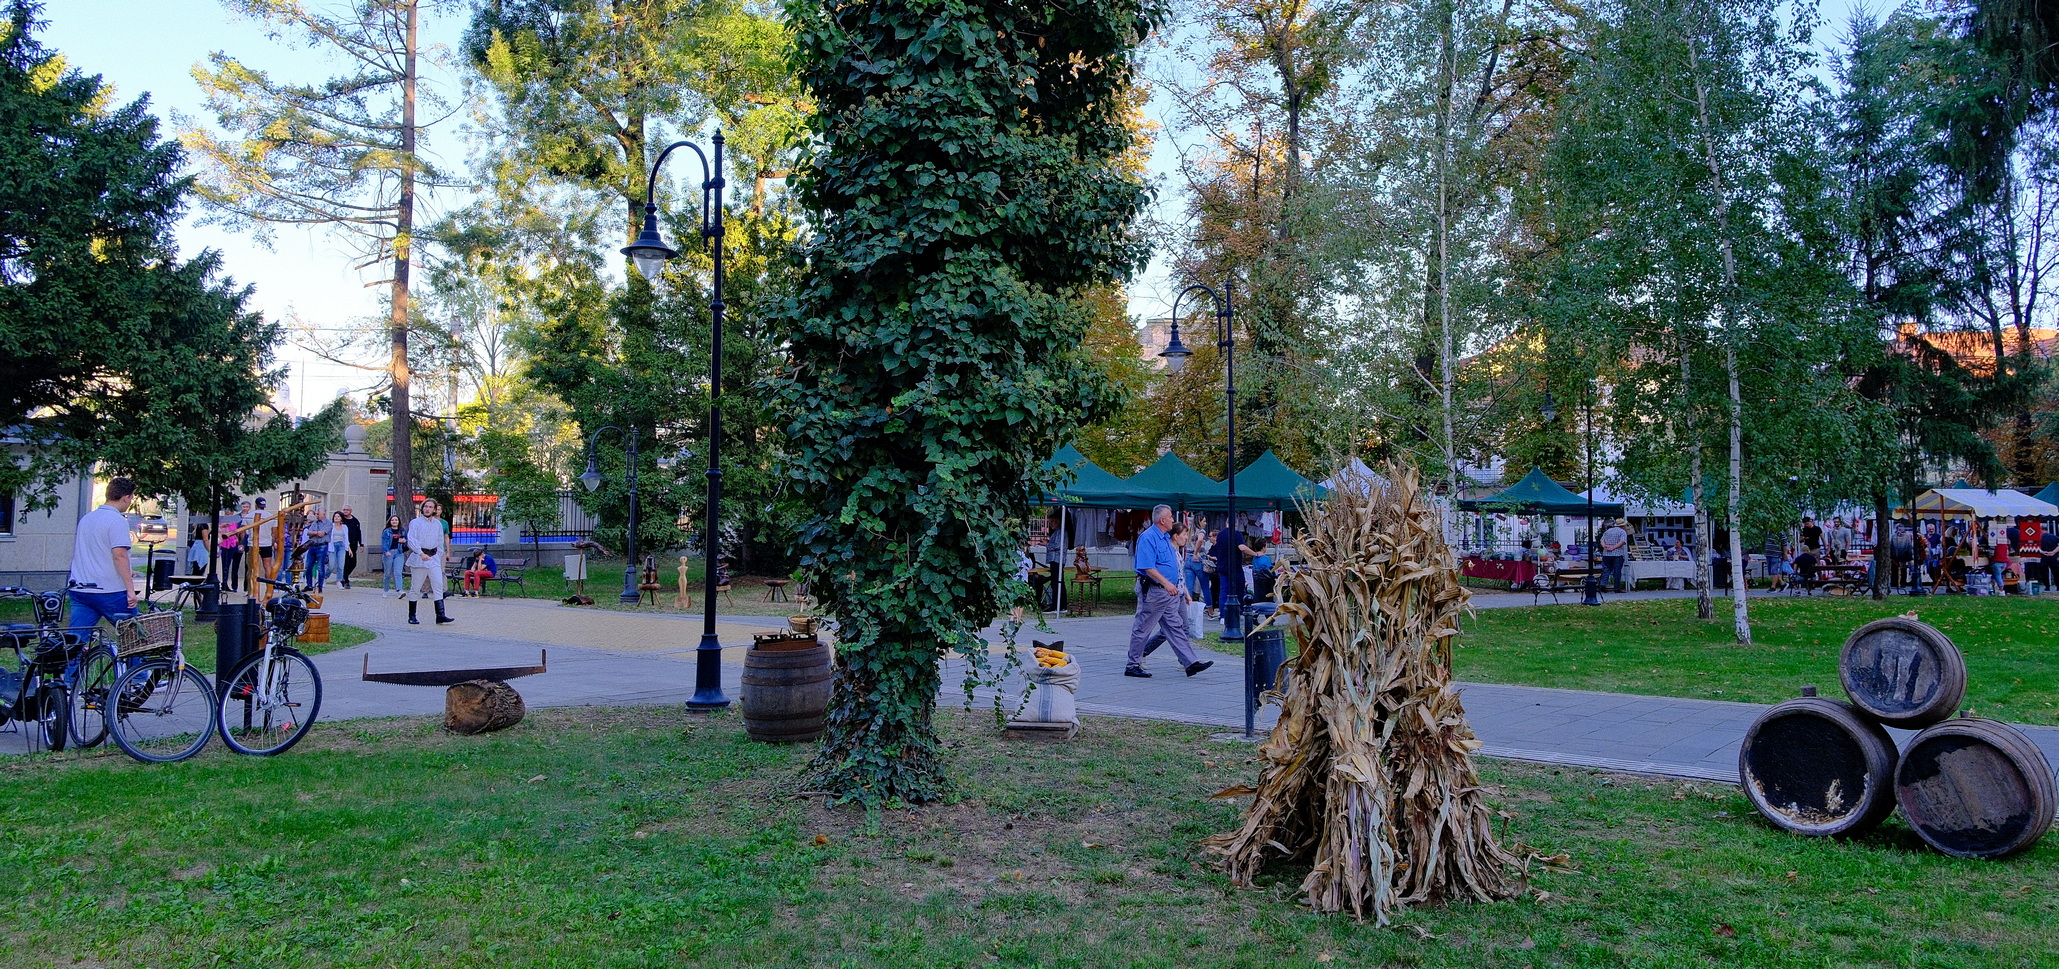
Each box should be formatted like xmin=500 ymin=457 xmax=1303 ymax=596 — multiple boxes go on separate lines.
xmin=676 ymin=556 xmax=692 ymax=609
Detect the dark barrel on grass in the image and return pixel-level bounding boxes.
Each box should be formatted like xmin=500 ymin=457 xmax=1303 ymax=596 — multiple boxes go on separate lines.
xmin=1838 ymin=617 xmax=1966 ymax=729
xmin=1738 ymin=694 xmax=1898 ymax=837
xmin=740 ymin=640 xmax=832 ymax=743
xmin=1894 ymin=718 xmax=2057 ymax=859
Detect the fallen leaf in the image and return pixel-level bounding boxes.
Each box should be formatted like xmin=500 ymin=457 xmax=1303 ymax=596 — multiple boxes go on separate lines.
xmin=1315 ymin=954 xmax=1333 ymax=963
xmin=1408 ymin=926 xmax=1438 ymax=940
xmin=1785 ymin=870 xmax=1798 ymax=881
xmin=1518 ymin=937 xmax=1536 ymax=950
xmin=1081 ymin=841 xmax=1105 ymax=849
xmin=1714 ymin=924 xmax=1737 ymax=938
xmin=527 ymin=775 xmax=546 ymax=784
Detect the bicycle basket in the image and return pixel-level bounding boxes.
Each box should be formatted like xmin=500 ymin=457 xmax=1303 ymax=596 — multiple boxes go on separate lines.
xmin=267 ymin=596 xmax=309 ymax=634
xmin=115 ymin=611 xmax=180 ymax=658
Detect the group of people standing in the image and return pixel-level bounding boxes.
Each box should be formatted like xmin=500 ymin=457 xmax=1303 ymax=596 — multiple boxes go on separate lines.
xmin=181 ymin=498 xmax=367 ymax=594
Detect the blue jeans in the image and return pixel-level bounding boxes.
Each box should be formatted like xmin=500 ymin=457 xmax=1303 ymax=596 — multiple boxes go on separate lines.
xmin=1602 ymin=555 xmax=1626 ymax=592
xmin=306 ymin=545 xmax=329 ymax=589
xmin=383 ymin=549 xmax=405 ymax=591
xmin=1185 ymin=559 xmax=1213 ymax=607
xmin=68 ymin=590 xmax=136 ymax=639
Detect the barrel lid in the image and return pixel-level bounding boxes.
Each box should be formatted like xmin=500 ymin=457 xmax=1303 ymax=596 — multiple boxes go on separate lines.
xmin=1839 ymin=617 xmax=1965 ymax=728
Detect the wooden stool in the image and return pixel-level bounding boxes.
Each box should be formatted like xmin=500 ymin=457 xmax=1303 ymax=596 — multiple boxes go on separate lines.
xmin=763 ymin=578 xmax=791 ymax=602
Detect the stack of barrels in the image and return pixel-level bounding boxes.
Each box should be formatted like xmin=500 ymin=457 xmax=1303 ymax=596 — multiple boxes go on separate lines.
xmin=1739 ymin=616 xmax=2057 ymax=859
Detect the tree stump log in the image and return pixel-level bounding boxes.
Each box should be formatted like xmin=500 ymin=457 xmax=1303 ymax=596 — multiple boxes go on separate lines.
xmin=445 ymin=678 xmax=526 ymax=735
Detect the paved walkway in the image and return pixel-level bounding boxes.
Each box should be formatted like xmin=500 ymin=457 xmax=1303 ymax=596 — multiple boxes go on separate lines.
xmin=8 ymin=585 xmax=2055 ymax=785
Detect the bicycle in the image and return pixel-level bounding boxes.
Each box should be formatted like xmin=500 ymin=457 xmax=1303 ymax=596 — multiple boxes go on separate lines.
xmin=0 ymin=588 xmax=73 ymax=753
xmin=91 ymin=606 xmax=218 ymax=763
xmin=216 ymin=576 xmax=324 ymax=756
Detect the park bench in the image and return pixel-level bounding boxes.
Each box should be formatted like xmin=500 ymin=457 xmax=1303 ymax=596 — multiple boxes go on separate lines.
xmin=1529 ymin=566 xmax=1598 ymax=605
xmin=491 ymin=558 xmax=528 ymax=598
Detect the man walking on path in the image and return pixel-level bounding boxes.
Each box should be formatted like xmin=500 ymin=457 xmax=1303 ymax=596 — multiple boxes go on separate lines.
xmin=68 ymin=477 xmax=139 ymax=637
xmin=405 ymin=498 xmax=455 ymax=626
xmin=338 ymin=505 xmax=364 ymax=589
xmin=1211 ymin=518 xmax=1258 ymax=631
xmin=1126 ymin=504 xmax=1211 ymax=679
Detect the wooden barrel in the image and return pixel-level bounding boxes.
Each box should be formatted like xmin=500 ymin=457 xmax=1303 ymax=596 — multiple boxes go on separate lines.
xmin=1895 ymin=718 xmax=2057 ymax=859
xmin=740 ymin=642 xmax=832 ymax=743
xmin=1838 ymin=617 xmax=1966 ymax=728
xmin=1738 ymin=694 xmax=1899 ymax=837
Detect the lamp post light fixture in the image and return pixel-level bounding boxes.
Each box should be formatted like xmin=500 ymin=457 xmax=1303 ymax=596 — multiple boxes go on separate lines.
xmin=618 ymin=132 xmax=731 ymax=712
xmin=579 ymin=425 xmax=642 ymax=605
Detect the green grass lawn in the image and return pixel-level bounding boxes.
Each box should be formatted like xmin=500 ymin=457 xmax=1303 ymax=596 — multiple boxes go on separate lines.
xmin=1457 ymin=596 xmax=2059 ymax=724
xmin=2 ymin=707 xmax=2051 ymax=968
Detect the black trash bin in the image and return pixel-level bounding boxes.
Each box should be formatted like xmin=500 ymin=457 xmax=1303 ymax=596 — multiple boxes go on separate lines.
xmin=214 ymin=602 xmax=260 ymax=694
xmin=150 ymin=558 xmax=174 ymax=591
xmin=1246 ymin=624 xmax=1287 ymax=695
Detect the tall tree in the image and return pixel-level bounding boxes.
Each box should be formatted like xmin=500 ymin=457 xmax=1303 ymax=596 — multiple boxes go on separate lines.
xmin=0 ymin=1 xmax=341 ymax=508
xmin=779 ymin=0 xmax=1161 ymax=803
xmin=1538 ymin=0 xmax=1855 ymax=642
xmin=184 ymin=0 xmax=442 ymax=518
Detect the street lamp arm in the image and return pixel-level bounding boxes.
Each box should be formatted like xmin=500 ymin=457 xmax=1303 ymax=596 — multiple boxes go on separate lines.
xmin=645 ymin=139 xmax=717 ymax=235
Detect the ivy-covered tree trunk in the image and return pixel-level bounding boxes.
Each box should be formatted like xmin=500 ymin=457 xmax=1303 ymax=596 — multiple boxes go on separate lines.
xmin=779 ymin=0 xmax=1162 ymax=804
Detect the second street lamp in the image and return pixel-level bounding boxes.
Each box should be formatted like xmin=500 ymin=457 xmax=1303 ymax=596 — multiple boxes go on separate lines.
xmin=579 ymin=425 xmax=641 ymax=605
xmin=619 ymin=132 xmax=732 ymax=711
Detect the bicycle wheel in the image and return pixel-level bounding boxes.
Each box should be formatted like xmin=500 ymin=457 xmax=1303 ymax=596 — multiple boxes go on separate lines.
xmin=217 ymin=647 xmax=322 ymax=756
xmin=68 ymin=646 xmax=115 ymax=749
xmin=108 ymin=661 xmax=217 ymax=764
xmin=32 ymin=681 xmax=68 ymax=753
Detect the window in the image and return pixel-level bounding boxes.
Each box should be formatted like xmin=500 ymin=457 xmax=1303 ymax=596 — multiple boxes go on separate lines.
xmin=0 ymin=491 xmax=13 ymax=535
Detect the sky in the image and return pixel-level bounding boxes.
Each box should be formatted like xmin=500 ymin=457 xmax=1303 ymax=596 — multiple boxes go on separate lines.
xmin=39 ymin=0 xmax=1875 ymax=411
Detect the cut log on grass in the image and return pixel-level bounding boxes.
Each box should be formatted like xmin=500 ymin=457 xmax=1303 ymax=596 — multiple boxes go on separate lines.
xmin=1204 ymin=461 xmax=1531 ymax=924
xmin=445 ymin=679 xmax=526 ymax=735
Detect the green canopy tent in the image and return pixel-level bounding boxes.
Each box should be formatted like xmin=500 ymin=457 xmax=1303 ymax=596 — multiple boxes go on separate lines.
xmin=2033 ymin=482 xmax=2059 ymax=509
xmin=1123 ymin=452 xmax=1229 ymax=511
xmin=1216 ymin=450 xmax=1329 ymax=511
xmin=1458 ymin=467 xmax=1625 ymax=517
xmin=1037 ymin=444 xmax=1154 ymax=509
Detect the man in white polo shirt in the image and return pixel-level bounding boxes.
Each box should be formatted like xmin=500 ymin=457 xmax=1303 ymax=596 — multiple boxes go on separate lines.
xmin=69 ymin=477 xmax=140 ymax=637
xmin=405 ymin=498 xmax=455 ymax=626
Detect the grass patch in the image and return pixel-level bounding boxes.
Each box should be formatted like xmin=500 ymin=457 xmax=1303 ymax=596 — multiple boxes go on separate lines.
xmin=3 ymin=707 xmax=2052 ymax=967
xmin=1457 ymin=596 xmax=2059 ymax=723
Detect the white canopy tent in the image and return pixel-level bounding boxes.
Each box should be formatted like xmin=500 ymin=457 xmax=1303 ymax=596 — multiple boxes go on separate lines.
xmin=1894 ymin=489 xmax=2058 ymax=520
xmin=1319 ymin=457 xmax=1388 ymax=495
xmin=1577 ymin=483 xmax=1693 ymax=518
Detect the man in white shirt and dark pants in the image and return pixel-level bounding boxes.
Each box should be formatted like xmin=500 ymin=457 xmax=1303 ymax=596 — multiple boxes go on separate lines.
xmin=405 ymin=498 xmax=455 ymax=625
xmin=69 ymin=477 xmax=139 ymax=637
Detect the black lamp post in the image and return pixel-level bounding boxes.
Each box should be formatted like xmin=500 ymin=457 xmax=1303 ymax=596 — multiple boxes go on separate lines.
xmin=1160 ymin=281 xmax=1260 ymax=734
xmin=1581 ymin=385 xmax=1602 ymax=607
xmin=579 ymin=425 xmax=641 ymax=605
xmin=619 ymin=132 xmax=731 ymax=711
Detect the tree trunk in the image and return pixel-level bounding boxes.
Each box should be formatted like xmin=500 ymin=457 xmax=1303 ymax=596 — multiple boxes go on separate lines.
xmin=1436 ymin=0 xmax=1459 ymax=507
xmin=1682 ymin=339 xmax=1712 ymax=619
xmin=1871 ymin=494 xmax=1890 ymax=600
xmin=1684 ymin=25 xmax=1750 ymax=644
xmin=387 ymin=0 xmax=419 ymax=522
xmin=445 ymin=678 xmax=526 ymax=734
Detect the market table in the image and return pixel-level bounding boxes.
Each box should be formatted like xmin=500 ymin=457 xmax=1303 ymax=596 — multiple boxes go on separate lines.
xmin=1462 ymin=557 xmax=1537 ymax=587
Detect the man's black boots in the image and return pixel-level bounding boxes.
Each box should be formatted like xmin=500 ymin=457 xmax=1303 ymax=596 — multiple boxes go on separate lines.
xmin=408 ymin=601 xmax=420 ymax=625
xmin=434 ymin=597 xmax=455 ymax=624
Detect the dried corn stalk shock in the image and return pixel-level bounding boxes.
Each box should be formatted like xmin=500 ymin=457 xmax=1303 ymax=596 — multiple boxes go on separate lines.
xmin=1204 ymin=462 xmax=1536 ymax=924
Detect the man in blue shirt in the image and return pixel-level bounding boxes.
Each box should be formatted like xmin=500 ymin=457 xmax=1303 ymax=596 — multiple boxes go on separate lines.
xmin=1126 ymin=504 xmax=1212 ymax=678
